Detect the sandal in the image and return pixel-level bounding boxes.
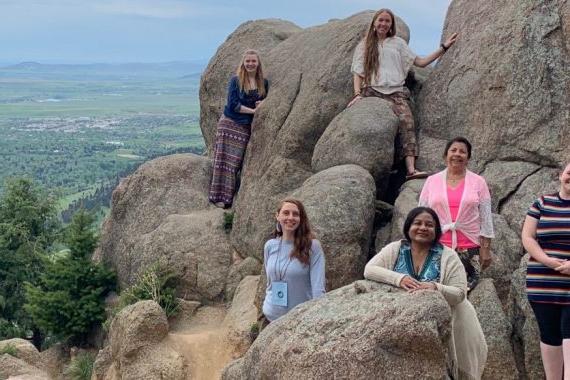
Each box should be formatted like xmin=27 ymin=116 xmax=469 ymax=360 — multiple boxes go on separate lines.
xmin=405 ymin=170 xmax=429 ymax=181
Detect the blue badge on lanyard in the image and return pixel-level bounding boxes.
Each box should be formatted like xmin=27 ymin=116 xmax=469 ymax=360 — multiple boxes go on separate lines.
xmin=271 ymin=281 xmax=288 ymax=306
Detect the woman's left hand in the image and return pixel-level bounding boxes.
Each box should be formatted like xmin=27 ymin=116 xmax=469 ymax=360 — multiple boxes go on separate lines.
xmin=408 ymin=282 xmax=437 ymax=293
xmin=443 ymin=32 xmax=459 ymax=49
xmin=479 ymin=247 xmax=492 ymax=269
xmin=554 ymin=260 xmax=570 ymax=275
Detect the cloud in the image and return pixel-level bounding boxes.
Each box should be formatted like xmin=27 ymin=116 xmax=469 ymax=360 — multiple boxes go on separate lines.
xmin=0 ymin=0 xmax=451 ymax=62
xmin=90 ymin=0 xmax=227 ymax=19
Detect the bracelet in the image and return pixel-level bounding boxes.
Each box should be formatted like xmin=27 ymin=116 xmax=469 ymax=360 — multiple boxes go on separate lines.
xmin=440 ymin=43 xmax=448 ymax=52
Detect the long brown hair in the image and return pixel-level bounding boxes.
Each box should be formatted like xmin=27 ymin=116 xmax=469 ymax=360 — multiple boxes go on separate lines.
xmin=362 ymin=9 xmax=397 ymax=86
xmin=236 ymin=49 xmax=266 ymax=97
xmin=273 ymin=198 xmax=315 ymax=266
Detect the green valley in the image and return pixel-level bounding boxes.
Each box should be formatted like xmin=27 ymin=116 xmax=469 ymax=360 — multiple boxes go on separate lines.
xmin=0 ymin=62 xmax=205 ymax=218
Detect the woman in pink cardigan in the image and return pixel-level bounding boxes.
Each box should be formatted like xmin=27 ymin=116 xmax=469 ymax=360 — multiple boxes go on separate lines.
xmin=419 ymin=137 xmax=494 ymax=291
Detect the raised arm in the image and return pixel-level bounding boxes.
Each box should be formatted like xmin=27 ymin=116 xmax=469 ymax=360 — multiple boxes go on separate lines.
xmin=414 ymin=32 xmax=458 ymax=68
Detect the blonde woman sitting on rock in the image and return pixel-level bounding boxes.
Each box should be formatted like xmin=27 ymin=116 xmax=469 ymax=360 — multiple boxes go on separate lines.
xmin=364 ymin=207 xmax=487 ymax=379
xmin=348 ymin=8 xmax=458 ymax=180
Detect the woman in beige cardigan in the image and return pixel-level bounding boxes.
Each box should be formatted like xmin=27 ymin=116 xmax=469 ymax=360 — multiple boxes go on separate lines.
xmin=364 ymin=207 xmax=487 ymax=379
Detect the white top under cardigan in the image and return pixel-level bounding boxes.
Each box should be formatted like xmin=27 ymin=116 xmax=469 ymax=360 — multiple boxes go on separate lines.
xmin=364 ymin=241 xmax=488 ymax=380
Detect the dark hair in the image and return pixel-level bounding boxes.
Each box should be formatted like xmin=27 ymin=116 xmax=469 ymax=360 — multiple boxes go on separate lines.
xmin=443 ymin=136 xmax=472 ymax=159
xmin=273 ymin=198 xmax=315 ymax=265
xmin=403 ymin=207 xmax=442 ymax=244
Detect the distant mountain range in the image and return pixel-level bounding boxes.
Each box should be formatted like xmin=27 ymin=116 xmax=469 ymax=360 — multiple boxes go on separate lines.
xmin=0 ymin=61 xmax=207 ymax=81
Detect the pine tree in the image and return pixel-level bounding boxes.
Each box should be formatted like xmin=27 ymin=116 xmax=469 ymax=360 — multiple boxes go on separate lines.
xmin=0 ymin=178 xmax=59 ymax=343
xmin=25 ymin=210 xmax=116 ymax=345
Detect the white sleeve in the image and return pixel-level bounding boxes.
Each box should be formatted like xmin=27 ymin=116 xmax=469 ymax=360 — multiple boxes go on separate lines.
xmin=351 ymin=40 xmax=365 ymax=76
xmin=364 ymin=241 xmax=405 ymax=287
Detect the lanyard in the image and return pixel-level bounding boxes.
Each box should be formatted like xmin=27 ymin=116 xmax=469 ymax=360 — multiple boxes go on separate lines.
xmin=273 ymin=239 xmax=292 ymax=281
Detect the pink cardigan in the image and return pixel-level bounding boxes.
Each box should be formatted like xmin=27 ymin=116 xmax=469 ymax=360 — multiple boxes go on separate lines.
xmin=419 ymin=169 xmax=494 ymax=249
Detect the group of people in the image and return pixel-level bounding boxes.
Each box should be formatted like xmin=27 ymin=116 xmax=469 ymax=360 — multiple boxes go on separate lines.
xmin=205 ymin=7 xmax=570 ymax=380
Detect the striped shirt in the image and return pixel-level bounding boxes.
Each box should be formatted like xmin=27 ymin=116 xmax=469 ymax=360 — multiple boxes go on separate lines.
xmin=526 ymin=193 xmax=570 ymax=304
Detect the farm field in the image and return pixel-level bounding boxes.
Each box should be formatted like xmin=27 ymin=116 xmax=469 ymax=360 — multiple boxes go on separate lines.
xmin=0 ymin=62 xmax=205 ymax=218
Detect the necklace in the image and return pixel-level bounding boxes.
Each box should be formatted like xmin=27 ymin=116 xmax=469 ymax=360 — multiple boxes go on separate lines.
xmin=447 ymin=172 xmax=465 ymax=184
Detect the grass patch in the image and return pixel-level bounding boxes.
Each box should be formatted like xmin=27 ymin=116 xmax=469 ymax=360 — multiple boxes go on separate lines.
xmin=223 ymin=211 xmax=234 ymax=233
xmin=104 ymin=260 xmax=180 ymax=331
xmin=0 ymin=343 xmax=18 ymax=357
xmin=64 ymin=352 xmax=95 ymax=380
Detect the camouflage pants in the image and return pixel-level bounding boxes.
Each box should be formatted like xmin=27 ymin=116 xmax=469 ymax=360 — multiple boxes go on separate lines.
xmin=456 ymin=247 xmax=481 ymax=292
xmin=361 ymin=87 xmax=418 ymax=159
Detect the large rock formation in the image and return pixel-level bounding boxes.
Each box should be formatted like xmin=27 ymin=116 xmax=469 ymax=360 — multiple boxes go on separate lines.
xmin=312 ymin=98 xmax=399 ymax=195
xmin=0 ymin=354 xmax=50 ymax=380
xmin=94 ymin=0 xmax=569 ymax=376
xmin=499 ymin=167 xmax=559 ymax=233
xmin=95 ymin=154 xmax=232 ymax=301
xmin=508 ymin=256 xmax=544 ymax=380
xmin=96 ymin=300 xmax=188 ymax=380
xmin=0 ymin=338 xmax=49 ymax=380
xmin=223 ymin=275 xmax=260 ymax=355
xmin=225 ymin=12 xmax=411 ymax=281
xmin=200 ymin=19 xmax=302 ymax=152
xmin=290 ymin=165 xmax=376 ymax=290
xmin=417 ymin=0 xmax=569 ymax=170
xmin=223 ymin=281 xmax=452 ymax=379
xmin=469 ymin=279 xmax=518 ymax=380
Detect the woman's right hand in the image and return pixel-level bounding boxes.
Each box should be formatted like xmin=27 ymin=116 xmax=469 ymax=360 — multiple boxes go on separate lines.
xmin=545 ymin=257 xmax=567 ymax=269
xmin=347 ymin=95 xmax=362 ymax=108
xmin=400 ymin=275 xmax=421 ymax=290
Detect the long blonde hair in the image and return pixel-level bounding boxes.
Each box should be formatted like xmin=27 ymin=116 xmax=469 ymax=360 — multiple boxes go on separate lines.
xmin=363 ymin=9 xmax=397 ymax=86
xmin=236 ymin=49 xmax=266 ymax=97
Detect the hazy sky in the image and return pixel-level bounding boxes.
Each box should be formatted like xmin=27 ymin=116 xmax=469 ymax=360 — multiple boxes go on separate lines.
xmin=0 ymin=0 xmax=452 ymax=64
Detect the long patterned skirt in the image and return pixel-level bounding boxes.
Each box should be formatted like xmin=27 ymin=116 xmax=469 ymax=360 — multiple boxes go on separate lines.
xmin=208 ymin=116 xmax=251 ymax=206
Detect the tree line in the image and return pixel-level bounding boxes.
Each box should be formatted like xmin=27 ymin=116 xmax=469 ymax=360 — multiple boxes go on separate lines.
xmin=0 ymin=178 xmax=116 ymax=348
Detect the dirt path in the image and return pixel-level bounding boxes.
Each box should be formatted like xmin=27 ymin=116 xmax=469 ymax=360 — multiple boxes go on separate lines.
xmin=166 ymin=305 xmax=238 ymax=380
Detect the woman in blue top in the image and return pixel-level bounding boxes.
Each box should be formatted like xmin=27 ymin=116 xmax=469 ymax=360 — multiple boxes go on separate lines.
xmin=262 ymin=198 xmax=326 ymax=322
xmin=208 ymin=49 xmax=269 ymax=208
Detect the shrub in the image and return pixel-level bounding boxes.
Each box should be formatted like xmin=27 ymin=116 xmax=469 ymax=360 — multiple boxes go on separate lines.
xmin=64 ymin=352 xmax=95 ymax=380
xmin=0 ymin=343 xmax=18 ymax=357
xmin=223 ymin=211 xmax=234 ymax=233
xmin=0 ymin=318 xmax=25 ymax=341
xmin=117 ymin=261 xmax=179 ymax=317
xmin=249 ymin=322 xmax=259 ymax=342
